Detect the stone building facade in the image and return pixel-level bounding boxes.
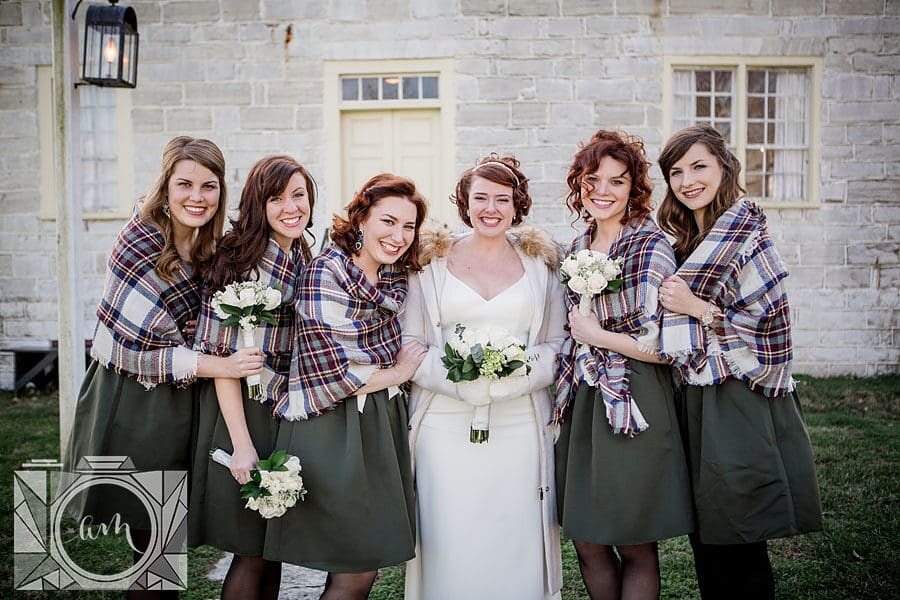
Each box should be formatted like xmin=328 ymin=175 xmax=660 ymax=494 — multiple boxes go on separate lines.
xmin=0 ymin=0 xmax=897 ymax=383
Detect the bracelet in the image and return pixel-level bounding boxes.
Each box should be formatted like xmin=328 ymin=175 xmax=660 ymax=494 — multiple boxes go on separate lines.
xmin=700 ymin=301 xmax=716 ymax=328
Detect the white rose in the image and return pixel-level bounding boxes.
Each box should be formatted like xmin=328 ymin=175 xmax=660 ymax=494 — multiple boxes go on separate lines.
xmin=503 ymin=345 xmax=526 ymax=363
xmin=471 ymin=328 xmax=491 ymax=348
xmin=587 ymin=272 xmax=609 ymax=294
xmin=602 ymin=260 xmax=622 ymax=280
xmin=283 ymin=456 xmax=302 ymax=473
xmin=576 ymin=249 xmax=593 ymax=266
xmin=561 ymin=255 xmax=579 ymax=277
xmin=263 ymin=287 xmax=282 ymax=310
xmin=238 ymin=315 xmax=255 ymax=330
xmin=237 ymin=286 xmax=257 ymax=308
xmin=568 ymin=274 xmax=589 ymax=295
xmin=449 ymin=332 xmax=469 ymax=356
xmin=213 ymin=304 xmax=229 ymax=320
xmin=220 ymin=287 xmax=241 ymax=308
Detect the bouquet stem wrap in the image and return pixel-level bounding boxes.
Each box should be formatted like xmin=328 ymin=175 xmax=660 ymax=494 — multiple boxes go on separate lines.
xmin=241 ymin=326 xmax=263 ymax=401
xmin=470 ymin=404 xmax=491 ymax=444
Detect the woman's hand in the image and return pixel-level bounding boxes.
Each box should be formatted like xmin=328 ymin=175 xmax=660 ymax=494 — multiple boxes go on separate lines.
xmin=392 ymin=342 xmax=428 ymax=383
xmin=568 ymin=306 xmax=607 ymax=348
xmin=457 ymin=378 xmax=492 ymax=406
xmin=183 ymin=319 xmax=197 ymax=338
xmin=660 ymin=275 xmax=708 ymax=318
xmin=489 ymin=376 xmax=530 ymax=402
xmin=225 ymin=347 xmax=265 ymax=378
xmin=229 ymin=444 xmax=259 ymax=485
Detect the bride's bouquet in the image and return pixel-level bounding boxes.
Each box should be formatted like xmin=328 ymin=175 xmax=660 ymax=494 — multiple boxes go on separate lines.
xmin=442 ymin=324 xmax=530 ymax=443
xmin=560 ymin=249 xmax=624 ymax=317
xmin=211 ymin=448 xmax=307 ymax=519
xmin=211 ymin=281 xmax=281 ymax=401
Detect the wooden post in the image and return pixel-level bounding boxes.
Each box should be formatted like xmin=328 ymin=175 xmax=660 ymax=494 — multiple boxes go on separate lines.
xmin=52 ymin=0 xmax=85 ymax=457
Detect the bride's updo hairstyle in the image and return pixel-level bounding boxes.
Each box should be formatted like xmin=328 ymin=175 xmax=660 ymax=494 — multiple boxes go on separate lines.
xmin=452 ymin=153 xmax=532 ymax=227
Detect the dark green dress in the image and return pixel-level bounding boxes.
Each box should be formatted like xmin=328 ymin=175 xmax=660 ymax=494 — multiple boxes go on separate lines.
xmin=262 ymin=389 xmax=416 ymax=572
xmin=677 ymin=379 xmax=823 ymax=545
xmin=63 ymin=360 xmax=196 ymax=530
xmin=187 ymin=380 xmax=280 ymax=555
xmin=556 ymin=359 xmax=695 ymax=546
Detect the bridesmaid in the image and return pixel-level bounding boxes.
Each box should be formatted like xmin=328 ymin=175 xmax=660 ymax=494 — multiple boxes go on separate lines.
xmin=63 ymin=136 xmax=264 ymax=589
xmin=657 ymin=125 xmax=822 ymax=600
xmin=263 ymin=173 xmax=428 ymax=600
xmin=189 ymin=156 xmax=316 ymax=600
xmin=554 ymin=130 xmax=694 ymax=599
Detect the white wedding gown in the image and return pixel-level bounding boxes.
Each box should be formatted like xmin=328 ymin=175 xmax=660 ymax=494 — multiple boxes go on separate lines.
xmin=405 ymin=271 xmax=552 ymax=600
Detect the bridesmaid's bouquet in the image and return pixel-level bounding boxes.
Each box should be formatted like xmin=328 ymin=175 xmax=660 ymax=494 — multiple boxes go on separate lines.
xmin=442 ymin=324 xmax=530 ymax=443
xmin=211 ymin=281 xmax=281 ymax=401
xmin=561 ymin=249 xmax=625 ymax=316
xmin=211 ymin=448 xmax=307 ymax=519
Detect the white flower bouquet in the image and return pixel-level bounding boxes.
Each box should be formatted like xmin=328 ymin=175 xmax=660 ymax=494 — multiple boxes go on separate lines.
xmin=211 ymin=281 xmax=281 ymax=401
xmin=560 ymin=249 xmax=625 ymax=317
xmin=442 ymin=324 xmax=530 ymax=443
xmin=210 ymin=448 xmax=307 ymax=519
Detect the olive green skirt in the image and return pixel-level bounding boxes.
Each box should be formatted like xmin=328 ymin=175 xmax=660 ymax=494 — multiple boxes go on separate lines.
xmin=188 ymin=380 xmax=280 ymax=555
xmin=556 ymin=360 xmax=695 ymax=546
xmin=62 ymin=360 xmax=196 ymax=530
xmin=678 ymin=379 xmax=823 ymax=545
xmin=263 ymin=390 xmax=415 ymax=572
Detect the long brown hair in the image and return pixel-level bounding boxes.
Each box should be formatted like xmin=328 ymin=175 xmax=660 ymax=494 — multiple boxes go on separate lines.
xmin=139 ymin=136 xmax=228 ymax=283
xmin=657 ymin=125 xmax=745 ymax=263
xmin=452 ymin=153 xmax=531 ymax=227
xmin=331 ymin=173 xmax=428 ymax=272
xmin=565 ymin=129 xmax=652 ymax=227
xmin=205 ymin=155 xmax=317 ymax=293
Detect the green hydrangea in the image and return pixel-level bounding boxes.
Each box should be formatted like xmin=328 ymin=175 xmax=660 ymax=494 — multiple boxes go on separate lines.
xmin=479 ymin=349 xmax=505 ymax=380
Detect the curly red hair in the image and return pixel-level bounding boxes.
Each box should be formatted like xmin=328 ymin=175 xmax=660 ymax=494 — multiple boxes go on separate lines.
xmin=565 ymin=130 xmax=652 ymax=226
xmin=331 ymin=173 xmax=428 ymax=272
xmin=452 ymin=154 xmax=531 ymax=227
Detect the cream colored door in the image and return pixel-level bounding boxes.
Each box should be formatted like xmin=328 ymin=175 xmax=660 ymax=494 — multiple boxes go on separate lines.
xmin=340 ymin=109 xmax=452 ymax=225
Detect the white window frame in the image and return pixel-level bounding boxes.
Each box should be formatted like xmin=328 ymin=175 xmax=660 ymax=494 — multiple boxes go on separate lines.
xmin=38 ymin=65 xmax=135 ymax=220
xmin=663 ymin=56 xmax=823 ymax=209
xmin=323 ymin=58 xmax=456 ymax=218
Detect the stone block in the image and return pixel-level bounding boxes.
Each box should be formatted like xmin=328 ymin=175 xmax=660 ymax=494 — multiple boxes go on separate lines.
xmin=553 ymin=58 xmax=582 ymax=77
xmin=594 ymin=103 xmax=645 ymax=127
xmin=576 ymin=78 xmax=634 ymax=102
xmin=823 ymin=74 xmax=875 ymax=99
xmin=792 ymin=18 xmax=837 ymax=36
xmin=488 ymin=18 xmax=540 ymax=39
xmin=222 ymin=0 xmax=262 ymax=21
xmin=497 ymin=59 xmax=555 ymax=77
xmin=534 ymin=78 xmax=572 ymax=101
xmin=562 ymin=0 xmax=615 ymax=16
xmin=461 ymin=0 xmax=506 ymax=15
xmin=852 ymin=54 xmax=900 ymax=74
xmin=670 ymin=0 xmax=767 ymax=15
xmin=829 ymin=161 xmax=884 ymax=179
xmin=163 ymin=1 xmax=220 ymax=23
xmin=826 ymin=0 xmax=885 ymax=15
xmin=575 ymin=38 xmax=618 ymax=58
xmin=773 ymin=0 xmax=823 ymax=15
xmin=509 ymin=0 xmax=558 ymax=16
xmin=0 ymin=66 xmax=32 ymax=86
xmin=236 ymin=61 xmax=285 ymax=81
xmin=0 ymin=87 xmax=34 ymax=111
xmin=240 ymin=107 xmax=294 ymax=131
xmin=185 ymin=82 xmax=251 ymax=106
xmin=548 ymin=18 xmax=583 ymax=37
xmin=826 ymin=225 xmax=888 ymax=243
xmin=143 ymin=24 xmax=193 ymax=43
xmin=134 ymin=84 xmax=184 ymax=107
xmin=531 ymin=39 xmax=574 ymax=57
xmin=457 ymin=103 xmax=510 ymax=126
xmin=0 ymin=110 xmax=36 ymax=138
xmin=622 ymin=36 xmax=660 ymax=56
xmin=829 ymin=101 xmax=900 ymax=122
xmin=855 ymin=144 xmax=900 ymax=161
xmin=838 ymin=16 xmax=898 ymax=34
xmin=699 ymin=16 xmax=781 ymax=36
xmin=132 ymin=108 xmax=165 ymax=133
xmin=262 ymin=0 xmax=328 ymax=20
xmin=847 ymin=242 xmax=899 ymax=265
xmin=845 ymin=124 xmax=883 ymax=144
xmin=618 ymin=0 xmax=663 ymax=15
xmin=166 ymin=108 xmax=213 ymax=132
xmin=411 ymin=0 xmax=457 ymax=17
xmin=0 ymin=2 xmax=22 ymax=26
xmin=603 ymin=57 xmax=659 ymax=78
xmin=549 ymin=102 xmax=593 ymax=127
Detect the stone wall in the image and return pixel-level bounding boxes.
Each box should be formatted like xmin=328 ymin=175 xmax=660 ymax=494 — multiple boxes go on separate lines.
xmin=0 ymin=0 xmax=897 ymax=378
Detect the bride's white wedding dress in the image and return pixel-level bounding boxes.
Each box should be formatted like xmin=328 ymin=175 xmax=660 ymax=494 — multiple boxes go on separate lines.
xmin=405 ymin=271 xmax=553 ymax=600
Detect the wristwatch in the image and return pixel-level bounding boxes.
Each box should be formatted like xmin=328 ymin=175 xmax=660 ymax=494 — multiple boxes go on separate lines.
xmin=700 ymin=302 xmax=716 ymax=327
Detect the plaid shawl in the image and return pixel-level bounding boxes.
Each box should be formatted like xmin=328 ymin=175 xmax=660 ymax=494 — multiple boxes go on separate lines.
xmin=278 ymin=245 xmax=407 ymax=420
xmin=91 ymin=216 xmax=200 ymax=389
xmin=194 ymin=237 xmax=302 ymax=407
xmin=659 ymin=201 xmax=794 ymax=397
xmin=554 ymin=218 xmax=676 ymax=435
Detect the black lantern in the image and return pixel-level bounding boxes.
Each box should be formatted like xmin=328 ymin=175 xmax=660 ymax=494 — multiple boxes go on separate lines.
xmin=81 ymin=0 xmax=138 ymax=88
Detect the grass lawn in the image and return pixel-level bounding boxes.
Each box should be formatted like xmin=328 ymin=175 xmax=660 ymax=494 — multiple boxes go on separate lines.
xmin=1 ymin=375 xmax=897 ymax=599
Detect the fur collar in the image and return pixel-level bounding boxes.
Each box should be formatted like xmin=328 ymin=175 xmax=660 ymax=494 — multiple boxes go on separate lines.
xmin=418 ymin=224 xmax=561 ymax=269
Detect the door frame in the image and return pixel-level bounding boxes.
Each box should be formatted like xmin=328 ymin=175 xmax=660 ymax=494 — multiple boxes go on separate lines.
xmin=323 ymin=58 xmax=456 ymax=222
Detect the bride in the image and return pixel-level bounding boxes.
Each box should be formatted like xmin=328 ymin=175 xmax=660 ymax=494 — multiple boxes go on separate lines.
xmin=402 ymin=155 xmax=566 ymax=599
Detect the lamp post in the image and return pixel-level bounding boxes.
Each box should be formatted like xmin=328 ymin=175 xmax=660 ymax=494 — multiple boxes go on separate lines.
xmin=81 ymin=0 xmax=139 ymax=88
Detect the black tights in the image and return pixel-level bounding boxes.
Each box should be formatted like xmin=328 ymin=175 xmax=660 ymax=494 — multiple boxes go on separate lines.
xmin=221 ymin=554 xmax=282 ymax=600
xmin=321 ymin=570 xmax=378 ymax=600
xmin=690 ymin=536 xmax=774 ymax=600
xmin=127 ymin=529 xmax=179 ymax=599
xmin=573 ymin=540 xmax=660 ymax=600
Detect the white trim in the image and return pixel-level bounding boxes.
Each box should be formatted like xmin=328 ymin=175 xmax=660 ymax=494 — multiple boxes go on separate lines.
xmin=662 ymin=55 xmax=823 ymax=208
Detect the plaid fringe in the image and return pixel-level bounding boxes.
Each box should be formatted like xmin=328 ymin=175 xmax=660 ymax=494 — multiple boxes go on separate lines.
xmin=554 ymin=218 xmax=677 ymax=435
xmin=278 ymin=245 xmax=407 ymax=420
xmin=194 ymin=237 xmax=302 ymax=407
xmin=659 ymin=200 xmax=794 ymax=397
xmin=91 ymin=216 xmax=200 ymax=389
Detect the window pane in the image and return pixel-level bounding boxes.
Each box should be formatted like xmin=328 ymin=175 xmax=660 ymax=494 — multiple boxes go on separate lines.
xmin=362 ymin=77 xmax=379 ymax=100
xmin=748 ymin=96 xmax=764 ymax=118
xmin=748 ymin=122 xmax=764 ymax=144
xmin=422 ymin=76 xmax=438 ymax=99
xmin=402 ymin=76 xmax=420 ymax=99
xmin=696 ymin=96 xmax=710 ymax=117
xmin=748 ymin=70 xmax=765 ymax=93
xmin=768 ymin=70 xmax=778 ymax=93
xmin=715 ymin=96 xmax=731 ymax=118
xmin=382 ymin=76 xmax=399 ymax=99
xmin=767 ymin=122 xmax=776 ymax=143
xmin=696 ymin=70 xmax=711 ymax=92
xmin=715 ymin=121 xmax=731 ymax=140
xmin=714 ymin=70 xmax=731 ymax=92
xmin=745 ymin=172 xmax=763 ymax=197
xmin=341 ymin=78 xmax=359 ymax=101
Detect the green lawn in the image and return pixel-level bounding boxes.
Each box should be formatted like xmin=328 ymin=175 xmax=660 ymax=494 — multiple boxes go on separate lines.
xmin=1 ymin=375 xmax=897 ymax=599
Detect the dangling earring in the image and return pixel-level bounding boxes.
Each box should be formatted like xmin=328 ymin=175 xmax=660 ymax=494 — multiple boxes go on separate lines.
xmin=163 ymin=197 xmax=170 ymax=218
xmin=354 ymin=229 xmax=364 ymax=251
xmin=625 ymin=200 xmax=632 ymax=217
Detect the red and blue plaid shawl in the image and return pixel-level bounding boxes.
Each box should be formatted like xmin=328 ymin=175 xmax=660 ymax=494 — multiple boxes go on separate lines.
xmin=659 ymin=200 xmax=794 ymax=397
xmin=194 ymin=237 xmax=302 ymax=407
xmin=554 ymin=218 xmax=677 ymax=435
xmin=91 ymin=216 xmax=201 ymax=389
xmin=278 ymin=245 xmax=407 ymax=420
